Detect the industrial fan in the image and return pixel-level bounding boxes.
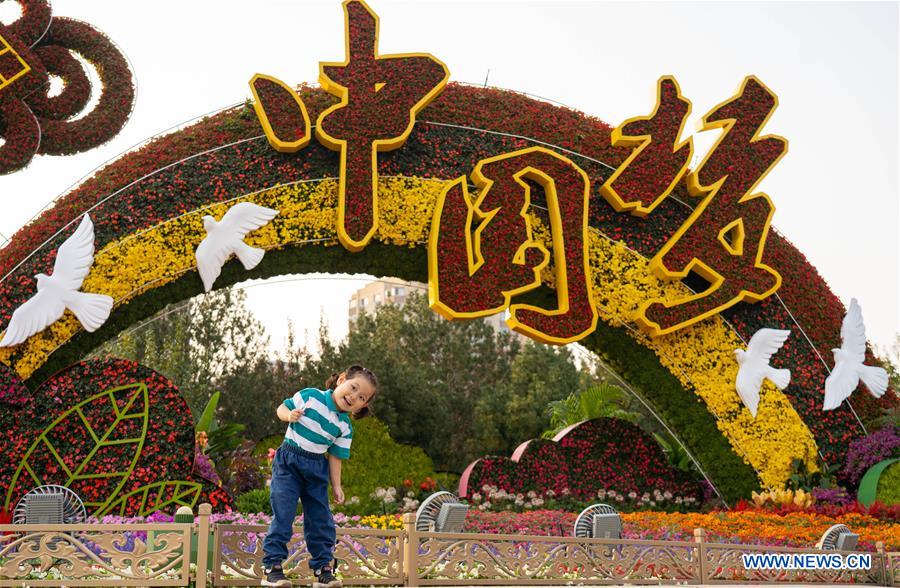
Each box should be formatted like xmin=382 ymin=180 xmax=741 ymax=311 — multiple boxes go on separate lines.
xmin=815 ymin=523 xmax=858 ymax=551
xmin=573 ymin=503 xmax=622 ymax=539
xmin=415 ymin=491 xmax=468 ymax=533
xmin=13 ymin=485 xmax=87 ymax=525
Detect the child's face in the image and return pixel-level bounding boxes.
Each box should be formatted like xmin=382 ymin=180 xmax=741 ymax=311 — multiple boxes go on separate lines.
xmin=333 ymin=374 xmax=375 ymax=413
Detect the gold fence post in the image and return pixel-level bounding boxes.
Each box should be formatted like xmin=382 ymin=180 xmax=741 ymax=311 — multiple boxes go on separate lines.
xmin=402 ymin=513 xmax=419 ymax=587
xmin=196 ymin=503 xmax=212 ymax=587
xmin=694 ymin=528 xmax=707 ymax=584
xmin=875 ymin=541 xmax=887 ymax=587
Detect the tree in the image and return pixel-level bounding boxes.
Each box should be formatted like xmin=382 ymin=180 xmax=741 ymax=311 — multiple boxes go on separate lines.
xmin=95 ymin=288 xmax=278 ymax=437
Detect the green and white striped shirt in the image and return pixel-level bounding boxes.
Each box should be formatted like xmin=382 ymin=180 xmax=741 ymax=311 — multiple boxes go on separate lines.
xmin=283 ymin=388 xmax=353 ymax=459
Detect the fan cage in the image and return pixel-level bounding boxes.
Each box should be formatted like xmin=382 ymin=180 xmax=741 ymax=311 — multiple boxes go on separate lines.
xmin=416 ymin=491 xmax=466 ymax=532
xmin=12 ymin=485 xmax=87 ymax=525
xmin=574 ymin=503 xmax=622 ymax=538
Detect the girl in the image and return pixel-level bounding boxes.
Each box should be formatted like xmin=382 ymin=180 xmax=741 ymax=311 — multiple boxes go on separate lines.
xmin=262 ymin=365 xmax=378 ymax=588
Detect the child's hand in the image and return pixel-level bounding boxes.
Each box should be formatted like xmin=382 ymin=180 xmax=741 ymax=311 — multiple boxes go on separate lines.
xmin=288 ymin=408 xmax=304 ymax=422
xmin=333 ymin=486 xmax=345 ymax=504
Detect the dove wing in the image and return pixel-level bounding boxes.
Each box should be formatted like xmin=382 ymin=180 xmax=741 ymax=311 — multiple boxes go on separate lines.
xmin=745 ymin=328 xmax=790 ymax=363
xmin=0 ymin=290 xmax=66 ymax=347
xmin=840 ymin=298 xmax=867 ymax=363
xmin=195 ymin=236 xmax=232 ymax=292
xmin=823 ymin=358 xmax=857 ymax=411
xmin=51 ymin=215 xmax=96 ymax=291
xmin=218 ymin=203 xmax=278 ymax=239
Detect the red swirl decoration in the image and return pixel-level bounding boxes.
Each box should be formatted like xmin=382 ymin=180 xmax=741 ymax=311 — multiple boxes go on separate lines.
xmin=0 ymin=0 xmax=134 ymax=175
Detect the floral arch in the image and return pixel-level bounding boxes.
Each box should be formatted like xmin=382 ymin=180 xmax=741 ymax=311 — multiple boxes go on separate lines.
xmin=0 ymin=81 xmax=894 ymax=505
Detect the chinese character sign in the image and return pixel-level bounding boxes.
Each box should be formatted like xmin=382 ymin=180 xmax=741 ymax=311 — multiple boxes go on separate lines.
xmin=600 ymin=76 xmax=693 ymax=217
xmin=428 ymin=147 xmax=598 ymax=345
xmin=317 ymin=0 xmax=449 ymax=251
xmin=637 ymin=76 xmax=786 ymax=337
xmin=251 ymin=0 xmax=448 ymax=252
xmin=249 ymin=0 xmax=791 ymax=344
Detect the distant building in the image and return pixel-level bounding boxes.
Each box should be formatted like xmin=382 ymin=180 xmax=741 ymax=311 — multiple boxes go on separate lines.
xmin=348 ymin=278 xmax=523 ymax=340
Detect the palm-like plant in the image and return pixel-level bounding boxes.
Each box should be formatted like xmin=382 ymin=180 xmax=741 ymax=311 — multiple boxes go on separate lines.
xmin=652 ymin=432 xmax=695 ymax=472
xmin=542 ymin=383 xmax=641 ymax=439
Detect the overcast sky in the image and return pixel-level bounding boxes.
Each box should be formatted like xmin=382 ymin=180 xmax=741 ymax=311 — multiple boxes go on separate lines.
xmin=0 ymin=0 xmax=897 ymax=355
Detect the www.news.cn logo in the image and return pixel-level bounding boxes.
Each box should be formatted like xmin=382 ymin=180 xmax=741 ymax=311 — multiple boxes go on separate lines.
xmin=742 ymin=553 xmax=872 ymax=570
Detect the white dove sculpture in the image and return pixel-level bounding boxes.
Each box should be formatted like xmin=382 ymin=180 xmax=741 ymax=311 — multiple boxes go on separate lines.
xmin=734 ymin=328 xmax=791 ymax=417
xmin=195 ymin=202 xmax=278 ymax=292
xmin=823 ymin=298 xmax=888 ymax=411
xmin=0 ymin=214 xmax=113 ymax=347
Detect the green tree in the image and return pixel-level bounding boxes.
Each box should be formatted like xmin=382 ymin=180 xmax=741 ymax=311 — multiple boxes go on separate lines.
xmin=95 ymin=289 xmax=277 ymax=437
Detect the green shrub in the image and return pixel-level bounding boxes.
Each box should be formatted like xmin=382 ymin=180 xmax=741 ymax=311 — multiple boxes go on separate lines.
xmin=254 ymin=434 xmax=283 ymax=456
xmin=233 ymin=418 xmax=457 ymax=516
xmin=341 ymin=418 xmax=455 ymax=513
xmin=876 ymin=461 xmax=900 ymax=505
xmin=235 ymin=488 xmax=273 ymax=515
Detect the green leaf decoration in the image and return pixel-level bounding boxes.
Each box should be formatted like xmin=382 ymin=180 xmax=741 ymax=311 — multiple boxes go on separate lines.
xmin=857 ymin=458 xmax=898 ymax=507
xmin=196 ymin=391 xmax=220 ymax=433
xmin=4 ymin=383 xmax=149 ymax=514
xmin=95 ymin=480 xmax=204 ymax=517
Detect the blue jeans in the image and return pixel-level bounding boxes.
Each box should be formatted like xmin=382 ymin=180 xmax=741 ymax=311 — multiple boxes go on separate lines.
xmin=263 ymin=443 xmax=335 ymax=571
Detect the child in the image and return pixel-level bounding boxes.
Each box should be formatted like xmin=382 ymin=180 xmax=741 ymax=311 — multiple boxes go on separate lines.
xmin=262 ymin=365 xmax=378 ymax=588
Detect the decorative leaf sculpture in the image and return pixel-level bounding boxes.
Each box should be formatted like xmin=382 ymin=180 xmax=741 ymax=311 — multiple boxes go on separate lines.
xmin=96 ymin=480 xmax=204 ymax=517
xmin=5 ymin=383 xmax=148 ymax=512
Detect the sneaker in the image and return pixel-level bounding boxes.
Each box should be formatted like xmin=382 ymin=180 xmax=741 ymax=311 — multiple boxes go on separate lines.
xmin=261 ymin=564 xmax=291 ymax=587
xmin=312 ymin=566 xmax=341 ymax=588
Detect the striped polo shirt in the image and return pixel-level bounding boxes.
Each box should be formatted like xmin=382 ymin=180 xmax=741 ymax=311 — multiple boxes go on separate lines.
xmin=283 ymin=388 xmax=353 ymax=459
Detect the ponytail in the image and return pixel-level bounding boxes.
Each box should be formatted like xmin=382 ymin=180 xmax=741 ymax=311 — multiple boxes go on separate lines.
xmin=324 ymin=372 xmax=340 ymax=390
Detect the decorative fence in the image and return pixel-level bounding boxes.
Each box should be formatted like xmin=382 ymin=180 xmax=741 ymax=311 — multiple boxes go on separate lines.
xmin=1 ymin=505 xmax=898 ymax=586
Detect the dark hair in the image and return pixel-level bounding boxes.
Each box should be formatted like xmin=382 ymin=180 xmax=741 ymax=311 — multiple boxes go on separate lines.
xmin=324 ymin=365 xmax=378 ymax=419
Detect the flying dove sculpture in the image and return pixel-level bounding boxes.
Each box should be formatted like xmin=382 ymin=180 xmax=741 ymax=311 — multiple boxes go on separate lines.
xmin=0 ymin=214 xmax=113 ymax=347
xmin=195 ymin=202 xmax=279 ymax=292
xmin=823 ymin=298 xmax=888 ymax=411
xmin=734 ymin=328 xmax=792 ymax=417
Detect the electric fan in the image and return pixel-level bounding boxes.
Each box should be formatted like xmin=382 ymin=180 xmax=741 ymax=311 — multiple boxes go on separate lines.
xmin=415 ymin=491 xmax=468 ymax=532
xmin=573 ymin=503 xmax=622 ymax=539
xmin=13 ymin=485 xmax=87 ymax=525
xmin=816 ymin=523 xmax=858 ymax=551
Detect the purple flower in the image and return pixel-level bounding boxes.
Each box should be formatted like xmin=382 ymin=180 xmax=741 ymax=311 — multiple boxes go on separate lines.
xmin=842 ymin=425 xmax=900 ymax=486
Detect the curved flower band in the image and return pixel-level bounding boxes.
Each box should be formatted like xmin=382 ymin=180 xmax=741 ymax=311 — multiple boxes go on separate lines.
xmin=0 ymin=85 xmax=893 ymax=502
xmin=0 ymin=0 xmax=135 ymax=174
xmin=0 ymin=177 xmax=817 ymax=491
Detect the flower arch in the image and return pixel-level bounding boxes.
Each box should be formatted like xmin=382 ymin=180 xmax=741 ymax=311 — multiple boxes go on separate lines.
xmin=0 ymin=84 xmax=894 ymax=504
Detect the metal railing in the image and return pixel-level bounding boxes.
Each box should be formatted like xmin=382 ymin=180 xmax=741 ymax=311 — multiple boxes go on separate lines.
xmin=1 ymin=505 xmax=897 ymax=586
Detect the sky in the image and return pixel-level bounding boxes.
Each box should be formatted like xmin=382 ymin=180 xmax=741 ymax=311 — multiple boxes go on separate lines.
xmin=0 ymin=0 xmax=897 ymax=356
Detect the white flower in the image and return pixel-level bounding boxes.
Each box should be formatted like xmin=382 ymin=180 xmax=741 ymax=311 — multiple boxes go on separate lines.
xmin=628 ymin=491 xmax=637 ymax=499
xmin=472 ymin=493 xmax=482 ymax=501
xmin=375 ymin=488 xmax=386 ymax=498
xmin=527 ymin=491 xmax=537 ymax=499
xmin=597 ymin=489 xmax=607 ymax=499
xmin=675 ymin=497 xmax=683 ymax=504
xmin=532 ymin=498 xmax=544 ymax=507
xmin=545 ymin=489 xmax=556 ymax=497
xmin=349 ymin=496 xmax=360 ymax=505
xmin=663 ymin=491 xmax=672 ymax=500
xmin=561 ymin=488 xmax=570 ymax=496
